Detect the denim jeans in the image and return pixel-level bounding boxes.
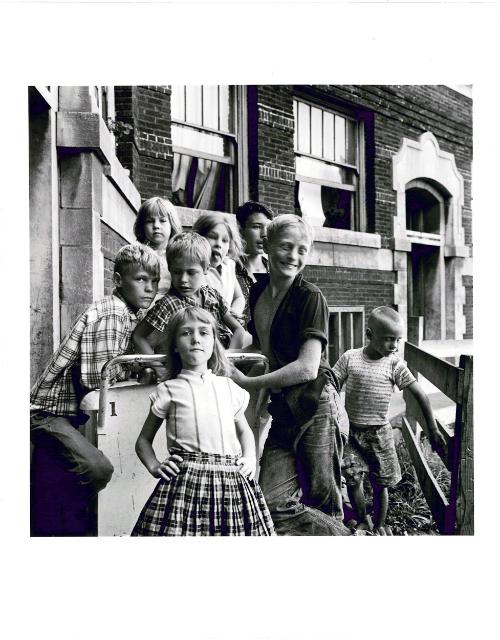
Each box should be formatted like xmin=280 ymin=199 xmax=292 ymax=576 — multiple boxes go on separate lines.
xmin=30 ymin=411 xmax=114 ymax=536
xmin=259 ymin=383 xmax=350 ymax=536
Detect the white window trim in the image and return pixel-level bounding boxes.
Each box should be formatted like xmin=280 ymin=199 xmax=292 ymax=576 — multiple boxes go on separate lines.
xmin=170 ymin=85 xmax=247 ymax=212
xmin=294 ymin=96 xmax=366 ymax=232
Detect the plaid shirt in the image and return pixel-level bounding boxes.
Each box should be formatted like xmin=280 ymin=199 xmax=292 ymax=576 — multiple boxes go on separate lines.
xmin=30 ymin=292 xmax=143 ymax=416
xmin=145 ymin=286 xmax=230 ymax=344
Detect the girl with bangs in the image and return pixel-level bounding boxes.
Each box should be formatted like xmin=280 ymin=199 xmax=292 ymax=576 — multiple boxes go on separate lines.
xmin=192 ymin=213 xmax=246 ymax=320
xmin=133 ymin=196 xmax=182 ymax=300
xmin=132 ymin=306 xmax=275 ymax=536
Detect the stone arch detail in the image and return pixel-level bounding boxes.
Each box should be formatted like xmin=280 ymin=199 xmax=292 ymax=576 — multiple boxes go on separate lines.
xmin=391 ymin=132 xmax=469 ymax=340
xmin=392 ymin=131 xmax=464 ymax=247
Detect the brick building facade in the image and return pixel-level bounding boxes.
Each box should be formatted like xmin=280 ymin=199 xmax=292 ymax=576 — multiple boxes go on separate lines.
xmin=29 ymin=84 xmax=472 ymax=382
xmin=114 ymin=84 xmax=473 ymax=355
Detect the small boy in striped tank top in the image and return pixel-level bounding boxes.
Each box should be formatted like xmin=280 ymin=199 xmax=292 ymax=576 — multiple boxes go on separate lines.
xmin=333 ymin=306 xmax=446 ymax=535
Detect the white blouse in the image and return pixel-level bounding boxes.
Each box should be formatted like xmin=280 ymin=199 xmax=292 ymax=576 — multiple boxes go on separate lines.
xmin=204 ymin=258 xmax=237 ymax=308
xmin=150 ymin=369 xmax=250 ymax=455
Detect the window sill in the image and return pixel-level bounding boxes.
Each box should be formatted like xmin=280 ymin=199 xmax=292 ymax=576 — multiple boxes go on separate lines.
xmin=176 ymin=206 xmax=236 ymax=229
xmin=313 ymin=227 xmax=381 ymax=248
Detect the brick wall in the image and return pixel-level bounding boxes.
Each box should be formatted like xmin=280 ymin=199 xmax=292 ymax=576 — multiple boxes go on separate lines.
xmin=115 ymin=85 xmax=173 ymax=202
xmin=304 ymin=265 xmax=395 ymax=329
xmin=112 ymin=84 xmax=472 ymax=338
xmin=101 ymin=221 xmax=128 ymax=295
xmin=115 ymin=84 xmax=472 ymax=249
xmin=250 ymin=86 xmax=295 ymax=216
xmin=327 ymin=85 xmax=472 ymax=249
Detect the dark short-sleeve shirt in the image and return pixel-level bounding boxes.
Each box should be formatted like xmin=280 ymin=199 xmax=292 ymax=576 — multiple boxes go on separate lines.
xmin=235 ymin=256 xmax=269 ymax=327
xmin=248 ymin=273 xmax=337 ymax=429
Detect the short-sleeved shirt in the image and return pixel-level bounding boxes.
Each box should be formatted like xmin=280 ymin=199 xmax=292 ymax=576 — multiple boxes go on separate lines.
xmin=30 ymin=291 xmax=143 ymax=416
xmin=333 ymin=347 xmax=416 ymax=427
xmin=153 ymin=248 xmax=171 ymax=300
xmin=248 ymin=273 xmax=335 ymax=428
xmin=150 ymin=369 xmax=250 ymax=455
xmin=253 ymin=284 xmax=289 ymax=373
xmin=205 ymin=258 xmax=237 ymax=308
xmin=235 ymin=256 xmax=269 ymax=325
xmin=145 ymin=285 xmax=231 ymax=347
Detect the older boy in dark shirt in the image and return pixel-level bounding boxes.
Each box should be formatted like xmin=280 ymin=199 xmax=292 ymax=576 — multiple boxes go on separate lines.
xmin=230 ymin=214 xmax=349 ymax=535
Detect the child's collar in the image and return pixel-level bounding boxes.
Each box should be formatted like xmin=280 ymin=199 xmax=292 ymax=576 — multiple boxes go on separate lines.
xmin=169 ymin=285 xmax=204 ymax=304
xmin=179 ymin=368 xmax=212 ymax=379
xmin=112 ymin=289 xmax=139 ymax=316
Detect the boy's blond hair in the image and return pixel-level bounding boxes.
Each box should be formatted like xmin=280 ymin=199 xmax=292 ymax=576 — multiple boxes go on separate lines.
xmin=114 ymin=242 xmax=160 ymax=277
xmin=166 ymin=231 xmax=212 ymax=271
xmin=368 ymin=306 xmax=403 ymax=329
xmin=266 ymin=214 xmax=314 ymax=248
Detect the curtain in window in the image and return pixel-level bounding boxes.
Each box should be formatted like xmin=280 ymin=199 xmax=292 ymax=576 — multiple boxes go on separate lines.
xmin=172 ymin=153 xmax=222 ymax=210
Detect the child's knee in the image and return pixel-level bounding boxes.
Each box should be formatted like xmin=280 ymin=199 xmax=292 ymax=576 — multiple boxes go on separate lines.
xmin=370 ymin=478 xmax=388 ymax=494
xmin=345 ymin=473 xmax=364 ymax=490
xmin=86 ymin=454 xmax=114 ymax=492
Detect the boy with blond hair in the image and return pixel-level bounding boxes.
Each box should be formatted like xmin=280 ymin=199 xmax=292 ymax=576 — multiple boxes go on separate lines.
xmin=30 ymin=243 xmax=160 ymax=535
xmin=333 ymin=306 xmax=446 ymax=535
xmin=230 ymin=214 xmax=350 ymax=536
xmin=133 ymin=231 xmax=246 ymax=357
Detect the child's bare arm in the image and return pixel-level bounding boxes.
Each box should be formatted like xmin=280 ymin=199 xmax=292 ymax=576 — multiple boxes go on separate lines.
xmin=235 ymin=415 xmax=257 ymax=479
xmin=133 ymin=320 xmax=167 ymax=376
xmin=133 ymin=319 xmax=158 ymax=354
xmin=230 ymin=278 xmax=246 ymax=317
xmin=223 ymin=311 xmax=250 ymax=349
xmin=406 ymin=381 xmax=447 ymax=452
xmin=135 ymin=409 xmax=183 ymax=480
xmin=230 ymin=337 xmax=322 ymax=392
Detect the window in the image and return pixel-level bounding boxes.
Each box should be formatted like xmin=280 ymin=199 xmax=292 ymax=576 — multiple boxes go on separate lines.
xmin=171 ymin=85 xmax=245 ymax=212
xmin=294 ymin=98 xmax=365 ymax=231
xmin=328 ymin=307 xmax=365 ymax=366
xmin=93 ymin=86 xmax=115 ymax=131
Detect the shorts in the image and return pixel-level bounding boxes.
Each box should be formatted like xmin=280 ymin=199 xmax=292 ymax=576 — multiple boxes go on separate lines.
xmin=342 ymin=423 xmax=401 ymax=488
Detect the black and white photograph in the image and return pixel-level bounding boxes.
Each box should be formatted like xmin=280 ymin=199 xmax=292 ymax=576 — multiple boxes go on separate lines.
xmin=2 ymin=1 xmax=498 ymax=639
xmin=28 ymin=82 xmax=473 ymax=538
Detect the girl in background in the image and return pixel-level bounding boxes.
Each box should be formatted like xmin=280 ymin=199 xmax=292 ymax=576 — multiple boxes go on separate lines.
xmin=132 ymin=306 xmax=275 ymax=536
xmin=134 ymin=197 xmax=182 ymax=299
xmin=192 ymin=213 xmax=246 ymax=319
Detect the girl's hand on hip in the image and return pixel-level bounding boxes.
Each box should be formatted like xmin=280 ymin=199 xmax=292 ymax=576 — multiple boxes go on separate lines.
xmin=151 ymin=454 xmax=183 ymax=481
xmin=237 ymin=456 xmax=256 ymax=480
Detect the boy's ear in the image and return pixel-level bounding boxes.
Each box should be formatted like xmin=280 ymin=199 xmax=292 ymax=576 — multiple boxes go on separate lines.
xmin=113 ymin=271 xmax=122 ymax=288
xmin=366 ymin=327 xmax=372 ymax=340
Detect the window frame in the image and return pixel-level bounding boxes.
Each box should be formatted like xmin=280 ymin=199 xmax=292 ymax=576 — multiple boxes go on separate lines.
xmin=170 ymin=85 xmax=248 ymax=212
xmin=294 ymin=96 xmax=366 ymax=232
xmin=328 ymin=306 xmax=365 ymax=366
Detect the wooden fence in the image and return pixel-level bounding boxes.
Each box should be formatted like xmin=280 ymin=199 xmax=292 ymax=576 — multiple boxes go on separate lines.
xmin=402 ymin=338 xmax=473 ymax=535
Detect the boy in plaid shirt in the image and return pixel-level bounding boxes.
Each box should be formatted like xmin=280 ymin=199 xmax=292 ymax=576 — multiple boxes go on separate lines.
xmin=30 ymin=243 xmax=160 ymax=536
xmin=133 ymin=232 xmax=247 ymax=367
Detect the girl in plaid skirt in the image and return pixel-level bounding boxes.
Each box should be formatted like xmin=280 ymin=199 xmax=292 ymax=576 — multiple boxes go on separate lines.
xmin=132 ymin=307 xmax=275 ymax=536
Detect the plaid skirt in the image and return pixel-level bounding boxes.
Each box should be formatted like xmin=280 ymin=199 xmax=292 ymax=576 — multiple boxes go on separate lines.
xmin=131 ymin=450 xmax=276 ymax=536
